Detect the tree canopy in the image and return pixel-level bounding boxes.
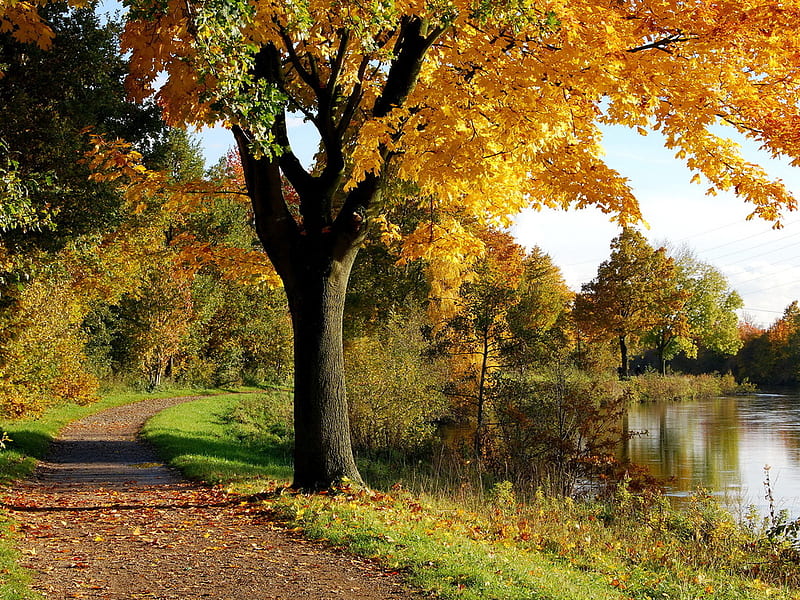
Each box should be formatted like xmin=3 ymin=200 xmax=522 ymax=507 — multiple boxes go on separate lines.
xmin=122 ymin=0 xmax=800 ymax=237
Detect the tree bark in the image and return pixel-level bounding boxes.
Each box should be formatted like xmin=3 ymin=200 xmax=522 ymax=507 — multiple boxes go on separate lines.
xmin=285 ymin=255 xmax=363 ymax=489
xmin=234 ymin=132 xmax=365 ymax=490
xmin=618 ymin=335 xmax=629 ymax=379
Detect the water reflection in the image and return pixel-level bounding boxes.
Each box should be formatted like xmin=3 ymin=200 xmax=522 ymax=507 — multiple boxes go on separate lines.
xmin=623 ymin=394 xmax=800 ymax=515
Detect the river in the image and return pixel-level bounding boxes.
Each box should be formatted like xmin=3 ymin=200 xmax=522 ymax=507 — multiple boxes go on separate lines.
xmin=622 ymin=393 xmax=800 ymax=517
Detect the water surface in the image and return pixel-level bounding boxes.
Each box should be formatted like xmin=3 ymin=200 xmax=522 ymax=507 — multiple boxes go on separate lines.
xmin=623 ymin=393 xmax=800 ymax=516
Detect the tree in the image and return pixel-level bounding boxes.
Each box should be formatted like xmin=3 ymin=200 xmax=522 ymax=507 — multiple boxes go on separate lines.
xmin=121 ymin=0 xmax=800 ymax=488
xmin=734 ymin=316 xmax=771 ymax=385
xmin=433 ymin=228 xmax=525 ymax=459
xmin=660 ymin=248 xmax=743 ymax=370
xmin=736 ymin=301 xmax=800 ymax=385
xmin=0 ymin=3 xmax=165 ymax=254
xmin=505 ymin=247 xmax=574 ymax=365
xmin=574 ymin=228 xmax=685 ymax=378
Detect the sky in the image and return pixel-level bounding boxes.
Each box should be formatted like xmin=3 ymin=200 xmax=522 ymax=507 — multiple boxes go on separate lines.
xmin=512 ymin=126 xmax=800 ymax=328
xmin=198 ymin=122 xmax=800 ymax=329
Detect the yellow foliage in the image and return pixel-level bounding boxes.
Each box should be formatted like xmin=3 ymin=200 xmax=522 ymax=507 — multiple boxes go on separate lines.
xmin=0 ymin=0 xmax=55 ymax=50
xmin=0 ymin=0 xmax=87 ymax=57
xmin=0 ymin=278 xmax=98 ymax=417
xmin=120 ymin=0 xmax=800 ymax=299
xmin=173 ymin=233 xmax=282 ymax=287
xmin=401 ymin=218 xmax=485 ymax=321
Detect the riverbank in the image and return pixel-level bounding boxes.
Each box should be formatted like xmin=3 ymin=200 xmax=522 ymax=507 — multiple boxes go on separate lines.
xmin=623 ymin=372 xmax=755 ymax=403
xmin=3 ymin=386 xmax=798 ymax=600
xmin=142 ymin=390 xmax=800 ymax=600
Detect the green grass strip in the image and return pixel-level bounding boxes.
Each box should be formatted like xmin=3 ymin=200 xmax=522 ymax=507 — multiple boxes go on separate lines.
xmin=141 ymin=393 xmax=293 ymax=489
xmin=271 ymin=490 xmax=629 ymax=600
xmin=0 ymin=513 xmax=40 ymax=600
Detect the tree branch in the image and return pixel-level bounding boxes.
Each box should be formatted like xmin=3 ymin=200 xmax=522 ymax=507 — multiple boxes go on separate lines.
xmin=627 ymin=32 xmax=697 ymax=54
xmin=373 ymin=16 xmax=447 ymax=118
xmin=232 ymin=124 xmax=299 ymax=276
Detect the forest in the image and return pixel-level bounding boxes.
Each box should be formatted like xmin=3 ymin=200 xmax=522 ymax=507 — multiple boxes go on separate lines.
xmin=2 ymin=0 xmax=800 ymax=493
xmin=7 ymin=2 xmax=800 ymax=599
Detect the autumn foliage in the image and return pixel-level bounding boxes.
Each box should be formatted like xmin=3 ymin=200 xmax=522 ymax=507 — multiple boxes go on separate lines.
xmin=5 ymin=0 xmax=800 ymax=496
xmin=113 ymin=0 xmax=800 ymax=488
xmin=121 ymin=0 xmax=800 ymax=236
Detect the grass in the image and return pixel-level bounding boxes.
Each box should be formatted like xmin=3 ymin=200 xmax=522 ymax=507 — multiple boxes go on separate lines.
xmin=0 ymin=514 xmax=38 ymax=600
xmin=139 ymin=391 xmax=800 ymax=600
xmin=141 ymin=391 xmax=293 ymax=489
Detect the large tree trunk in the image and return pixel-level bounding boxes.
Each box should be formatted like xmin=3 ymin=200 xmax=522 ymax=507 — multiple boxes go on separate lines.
xmin=233 ymin=128 xmax=368 ymax=490
xmin=284 ymin=256 xmax=363 ymax=490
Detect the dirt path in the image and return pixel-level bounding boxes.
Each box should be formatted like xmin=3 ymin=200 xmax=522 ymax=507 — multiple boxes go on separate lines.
xmin=1 ymin=397 xmax=421 ymax=599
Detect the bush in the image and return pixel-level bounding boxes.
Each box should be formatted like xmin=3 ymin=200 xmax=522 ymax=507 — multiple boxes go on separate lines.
xmin=345 ymin=305 xmax=448 ymax=455
xmin=492 ymin=364 xmax=627 ymax=496
xmin=0 ymin=279 xmax=98 ymax=417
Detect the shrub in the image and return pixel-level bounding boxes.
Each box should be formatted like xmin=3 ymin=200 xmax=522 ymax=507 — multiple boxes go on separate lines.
xmin=345 ymin=305 xmax=448 ymax=455
xmin=624 ymin=372 xmax=754 ymax=403
xmin=492 ymin=363 xmax=627 ymax=496
xmin=0 ymin=279 xmax=98 ymax=417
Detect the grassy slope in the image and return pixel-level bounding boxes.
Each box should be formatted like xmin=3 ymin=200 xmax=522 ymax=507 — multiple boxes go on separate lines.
xmin=140 ymin=393 xmax=292 ymax=488
xmin=142 ymin=393 xmax=799 ymax=600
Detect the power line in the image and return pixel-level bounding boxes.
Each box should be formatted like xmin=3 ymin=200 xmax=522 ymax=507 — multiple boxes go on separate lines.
xmin=734 ymin=278 xmax=800 ymax=296
xmin=739 ymin=306 xmax=786 ymax=315
xmin=729 ymin=265 xmax=800 ymax=289
xmin=698 ymin=220 xmax=800 ymax=260
xmin=709 ymin=237 xmax=800 ymax=267
xmin=677 ymin=218 xmax=799 ymax=250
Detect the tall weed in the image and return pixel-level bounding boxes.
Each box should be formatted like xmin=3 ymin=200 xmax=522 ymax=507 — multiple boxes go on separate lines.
xmin=625 ymin=372 xmax=754 ymax=403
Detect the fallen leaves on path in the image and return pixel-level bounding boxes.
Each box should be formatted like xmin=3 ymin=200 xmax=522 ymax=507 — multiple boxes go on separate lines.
xmin=1 ymin=398 xmax=421 ymax=600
